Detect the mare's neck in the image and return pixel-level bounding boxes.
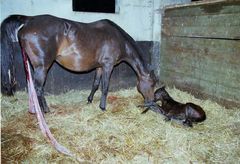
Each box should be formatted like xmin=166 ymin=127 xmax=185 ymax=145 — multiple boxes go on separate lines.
xmin=128 ymin=57 xmax=149 ymax=80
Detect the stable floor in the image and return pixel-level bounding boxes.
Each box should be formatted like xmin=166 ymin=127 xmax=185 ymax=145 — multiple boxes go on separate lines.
xmin=1 ymin=87 xmax=240 ymax=163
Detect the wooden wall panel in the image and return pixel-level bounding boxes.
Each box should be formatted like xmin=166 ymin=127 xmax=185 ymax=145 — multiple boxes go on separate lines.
xmin=162 ymin=1 xmax=240 ymax=39
xmin=160 ymin=0 xmax=240 ymax=107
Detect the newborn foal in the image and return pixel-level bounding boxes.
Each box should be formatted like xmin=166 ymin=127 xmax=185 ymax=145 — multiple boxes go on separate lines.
xmin=145 ymin=86 xmax=206 ymax=127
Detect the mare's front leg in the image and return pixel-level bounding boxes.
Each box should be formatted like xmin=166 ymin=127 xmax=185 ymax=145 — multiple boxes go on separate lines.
xmin=33 ymin=67 xmax=49 ymax=113
xmin=99 ymin=64 xmax=113 ymax=111
xmin=88 ymin=68 xmax=102 ymax=103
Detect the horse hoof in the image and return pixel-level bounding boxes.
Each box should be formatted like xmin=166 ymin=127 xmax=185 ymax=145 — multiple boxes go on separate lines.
xmin=87 ymin=101 xmax=92 ymax=104
xmin=43 ymin=107 xmax=50 ymax=113
xmin=100 ymin=107 xmax=106 ymax=111
xmin=87 ymin=97 xmax=93 ymax=104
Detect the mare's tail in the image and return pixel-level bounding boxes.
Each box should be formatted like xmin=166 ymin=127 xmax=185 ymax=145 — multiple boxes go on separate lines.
xmin=1 ymin=15 xmax=28 ymax=95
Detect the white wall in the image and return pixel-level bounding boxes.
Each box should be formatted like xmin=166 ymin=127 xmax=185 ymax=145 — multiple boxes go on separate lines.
xmin=1 ymin=0 xmax=190 ymax=42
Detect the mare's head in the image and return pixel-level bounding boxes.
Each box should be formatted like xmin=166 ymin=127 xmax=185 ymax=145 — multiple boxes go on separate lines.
xmin=137 ymin=70 xmax=157 ymax=105
xmin=154 ymin=86 xmax=169 ymax=102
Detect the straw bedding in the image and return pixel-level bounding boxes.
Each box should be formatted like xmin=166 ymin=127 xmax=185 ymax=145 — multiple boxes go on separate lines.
xmin=1 ymin=87 xmax=240 ymax=163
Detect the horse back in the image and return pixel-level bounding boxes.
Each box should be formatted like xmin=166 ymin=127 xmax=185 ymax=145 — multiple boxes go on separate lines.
xmin=18 ymin=15 xmax=136 ymax=72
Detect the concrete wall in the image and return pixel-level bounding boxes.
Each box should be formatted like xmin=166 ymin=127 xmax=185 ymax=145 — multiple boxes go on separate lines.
xmin=1 ymin=0 xmax=190 ymax=42
xmin=1 ymin=0 xmax=191 ymax=93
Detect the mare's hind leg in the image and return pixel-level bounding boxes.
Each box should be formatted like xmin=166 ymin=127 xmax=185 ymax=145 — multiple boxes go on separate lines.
xmin=33 ymin=66 xmax=50 ymax=113
xmin=21 ymin=37 xmax=54 ymax=113
xmin=99 ymin=65 xmax=113 ymax=111
xmin=88 ymin=68 xmax=102 ymax=103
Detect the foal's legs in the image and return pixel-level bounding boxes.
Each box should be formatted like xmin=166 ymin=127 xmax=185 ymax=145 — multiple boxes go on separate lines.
xmin=99 ymin=64 xmax=113 ymax=111
xmin=88 ymin=68 xmax=102 ymax=103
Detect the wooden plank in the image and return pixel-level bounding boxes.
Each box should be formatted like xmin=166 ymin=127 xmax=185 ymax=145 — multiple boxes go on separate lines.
xmin=161 ymin=69 xmax=240 ymax=102
xmin=160 ymin=59 xmax=240 ymax=89
xmin=161 ymin=49 xmax=240 ymax=77
xmin=160 ymin=69 xmax=240 ymax=102
xmin=160 ymin=36 xmax=240 ymax=89
xmin=160 ymin=36 xmax=240 ymax=104
xmin=162 ymin=25 xmax=240 ymax=39
xmin=162 ymin=12 xmax=240 ymax=39
xmin=164 ymin=1 xmax=240 ymax=17
xmin=162 ymin=1 xmax=240 ymax=39
xmin=161 ymin=53 xmax=240 ymax=82
xmin=162 ymin=37 xmax=240 ymax=64
xmin=163 ymin=13 xmax=240 ymax=28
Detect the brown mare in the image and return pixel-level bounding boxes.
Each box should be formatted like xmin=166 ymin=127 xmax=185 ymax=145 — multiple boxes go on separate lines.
xmin=1 ymin=14 xmax=157 ymax=113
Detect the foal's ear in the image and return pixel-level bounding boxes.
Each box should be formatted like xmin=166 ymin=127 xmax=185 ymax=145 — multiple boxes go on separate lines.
xmin=160 ymin=85 xmax=165 ymax=90
xmin=150 ymin=70 xmax=156 ymax=80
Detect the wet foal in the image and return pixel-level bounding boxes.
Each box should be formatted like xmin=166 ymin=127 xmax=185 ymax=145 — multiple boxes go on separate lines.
xmin=143 ymin=86 xmax=206 ymax=127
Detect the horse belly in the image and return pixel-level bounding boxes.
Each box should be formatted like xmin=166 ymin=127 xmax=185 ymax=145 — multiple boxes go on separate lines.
xmin=56 ymin=53 xmax=97 ymax=72
xmin=56 ymin=40 xmax=99 ymax=72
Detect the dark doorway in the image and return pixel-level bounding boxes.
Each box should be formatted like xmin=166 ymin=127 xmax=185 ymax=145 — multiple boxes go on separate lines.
xmin=72 ymin=0 xmax=115 ymax=13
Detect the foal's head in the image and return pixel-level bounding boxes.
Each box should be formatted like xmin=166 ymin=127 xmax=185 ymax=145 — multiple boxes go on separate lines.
xmin=154 ymin=86 xmax=170 ymax=102
xmin=137 ymin=71 xmax=157 ymax=105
